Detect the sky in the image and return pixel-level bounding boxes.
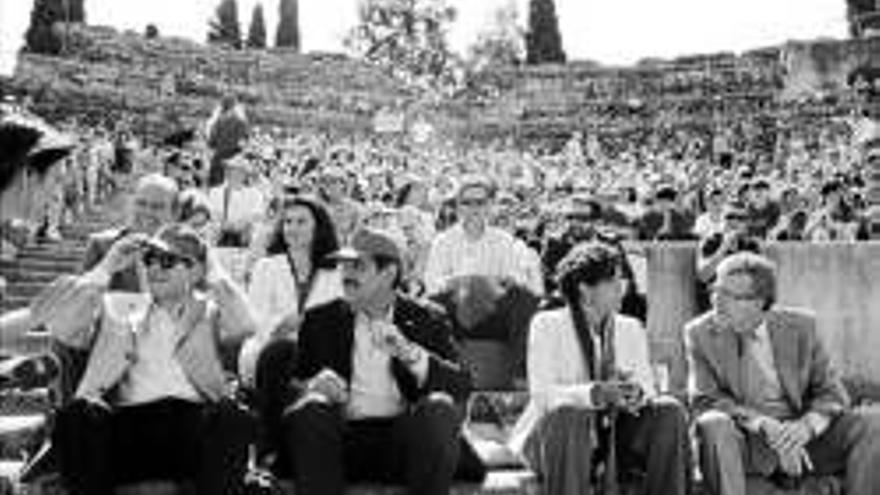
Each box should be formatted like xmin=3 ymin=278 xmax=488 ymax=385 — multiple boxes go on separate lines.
xmin=2 ymin=0 xmax=850 ymax=76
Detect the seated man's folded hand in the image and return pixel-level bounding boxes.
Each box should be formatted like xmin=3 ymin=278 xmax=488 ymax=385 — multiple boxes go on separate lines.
xmin=306 ymin=368 xmax=349 ymax=405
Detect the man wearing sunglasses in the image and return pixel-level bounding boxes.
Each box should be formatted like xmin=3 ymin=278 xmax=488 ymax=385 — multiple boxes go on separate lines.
xmin=31 ymin=223 xmax=258 ymax=495
xmin=686 ymin=252 xmax=880 ymax=495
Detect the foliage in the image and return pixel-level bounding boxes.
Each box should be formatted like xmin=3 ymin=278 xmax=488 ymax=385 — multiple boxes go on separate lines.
xmin=466 ymin=0 xmax=524 ymax=71
xmin=68 ymin=0 xmax=86 ymax=22
xmin=25 ymin=0 xmax=64 ymax=55
xmin=846 ymin=0 xmax=880 ymax=37
xmin=207 ymin=0 xmax=242 ymax=49
xmin=247 ymin=3 xmax=267 ymax=49
xmin=525 ymin=0 xmax=566 ymax=65
xmin=275 ymin=0 xmax=301 ymax=50
xmin=145 ymin=24 xmax=160 ymax=40
xmin=345 ymin=0 xmax=461 ymax=92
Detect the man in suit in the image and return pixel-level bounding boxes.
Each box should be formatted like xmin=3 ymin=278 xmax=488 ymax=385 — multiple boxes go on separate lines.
xmin=686 ymin=252 xmax=880 ymax=495
xmin=278 ymin=227 xmax=473 ymax=495
xmin=32 ymin=223 xmax=257 ymax=495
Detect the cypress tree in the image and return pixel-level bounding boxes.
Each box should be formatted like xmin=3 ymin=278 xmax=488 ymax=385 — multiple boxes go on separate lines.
xmin=24 ymin=0 xmax=64 ymax=55
xmin=247 ymin=3 xmax=267 ymax=48
xmin=525 ymin=0 xmax=566 ymax=64
xmin=275 ymin=0 xmax=300 ymax=51
xmin=208 ymin=0 xmax=242 ymax=49
xmin=68 ymin=0 xmax=86 ymax=22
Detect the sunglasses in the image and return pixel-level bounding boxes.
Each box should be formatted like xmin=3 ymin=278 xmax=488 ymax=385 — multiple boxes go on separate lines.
xmin=142 ymin=250 xmax=193 ymax=270
xmin=459 ymin=197 xmax=489 ymax=207
xmin=711 ymin=285 xmax=759 ymax=301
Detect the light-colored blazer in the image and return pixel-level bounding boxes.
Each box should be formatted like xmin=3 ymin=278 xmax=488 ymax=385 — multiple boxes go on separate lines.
xmin=31 ymin=273 xmax=257 ymax=404
xmin=239 ymin=256 xmax=344 ymax=385
xmin=685 ymin=307 xmax=849 ymax=425
xmin=508 ymin=307 xmax=656 ymax=456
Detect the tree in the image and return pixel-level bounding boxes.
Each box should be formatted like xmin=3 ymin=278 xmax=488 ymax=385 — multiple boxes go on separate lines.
xmin=345 ymin=0 xmax=461 ymax=91
xmin=247 ymin=3 xmax=267 ymax=49
xmin=24 ymin=0 xmax=64 ymax=55
xmin=275 ymin=0 xmax=301 ymax=50
xmin=207 ymin=0 xmax=242 ymax=49
xmin=846 ymin=0 xmax=880 ymax=37
xmin=145 ymin=24 xmax=160 ymax=39
xmin=525 ymin=0 xmax=566 ymax=64
xmin=467 ymin=0 xmax=524 ymax=70
xmin=68 ymin=0 xmax=86 ymax=22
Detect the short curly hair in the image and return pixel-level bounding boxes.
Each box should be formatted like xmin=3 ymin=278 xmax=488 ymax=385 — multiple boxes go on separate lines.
xmin=556 ymin=241 xmax=621 ymax=299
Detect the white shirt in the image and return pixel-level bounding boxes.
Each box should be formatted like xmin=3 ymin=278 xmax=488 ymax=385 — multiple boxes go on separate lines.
xmin=116 ymin=306 xmax=202 ymax=406
xmin=346 ymin=311 xmax=406 ymax=420
xmin=423 ymin=224 xmax=529 ymax=294
xmin=693 ymin=211 xmax=725 ymax=238
xmin=509 ymin=308 xmax=656 ymax=455
xmin=238 ymin=262 xmax=344 ymax=385
xmin=207 ymin=183 xmax=266 ymax=228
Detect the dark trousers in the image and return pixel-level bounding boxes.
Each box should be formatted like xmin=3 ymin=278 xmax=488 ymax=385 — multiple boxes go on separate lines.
xmin=282 ymin=398 xmax=461 ymax=495
xmin=53 ymin=397 xmax=256 ymax=495
xmin=523 ymin=396 xmax=691 ymax=495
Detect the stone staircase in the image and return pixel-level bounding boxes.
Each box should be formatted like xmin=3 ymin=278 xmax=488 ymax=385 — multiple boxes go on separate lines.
xmin=0 ymin=183 xmax=541 ymax=494
xmin=0 ymin=181 xmax=134 ymax=495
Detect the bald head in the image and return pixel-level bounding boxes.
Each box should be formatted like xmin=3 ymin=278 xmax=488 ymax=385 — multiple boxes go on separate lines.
xmin=129 ymin=173 xmax=179 ymax=234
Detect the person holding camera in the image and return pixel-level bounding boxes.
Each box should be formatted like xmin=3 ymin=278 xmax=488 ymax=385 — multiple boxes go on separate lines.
xmin=31 ymin=223 xmax=257 ymax=495
xmin=508 ymin=241 xmax=689 ymax=495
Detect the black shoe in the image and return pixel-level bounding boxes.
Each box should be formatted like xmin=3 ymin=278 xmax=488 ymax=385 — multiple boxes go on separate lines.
xmin=769 ymin=470 xmax=803 ymax=490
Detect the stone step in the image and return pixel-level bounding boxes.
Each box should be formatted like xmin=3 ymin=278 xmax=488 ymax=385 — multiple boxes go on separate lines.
xmin=2 ymin=470 xmax=539 ymax=495
xmin=0 ymin=258 xmax=78 ymax=274
xmin=19 ymin=243 xmax=87 ymax=256
xmin=0 ymin=415 xmax=46 ymax=459
xmin=2 ymin=270 xmax=64 ymax=285
xmin=14 ymin=252 xmax=83 ymax=264
xmin=5 ymin=283 xmax=51 ymax=300
xmin=1 ymin=297 xmax=31 ymax=314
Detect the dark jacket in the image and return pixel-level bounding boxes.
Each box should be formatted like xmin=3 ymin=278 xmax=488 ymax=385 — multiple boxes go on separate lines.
xmin=293 ymin=296 xmax=473 ymax=405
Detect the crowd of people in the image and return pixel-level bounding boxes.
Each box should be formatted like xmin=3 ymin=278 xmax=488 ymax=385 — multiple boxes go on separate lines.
xmin=1 ymin=71 xmax=880 ymax=495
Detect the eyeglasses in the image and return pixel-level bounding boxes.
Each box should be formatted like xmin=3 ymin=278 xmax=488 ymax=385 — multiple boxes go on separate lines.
xmin=142 ymin=250 xmax=193 ymax=270
xmin=711 ymin=284 xmax=759 ymax=301
xmin=459 ymin=197 xmax=489 ymax=207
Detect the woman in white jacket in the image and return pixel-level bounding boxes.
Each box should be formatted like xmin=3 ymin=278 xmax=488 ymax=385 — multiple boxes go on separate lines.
xmin=239 ymin=195 xmax=343 ymax=386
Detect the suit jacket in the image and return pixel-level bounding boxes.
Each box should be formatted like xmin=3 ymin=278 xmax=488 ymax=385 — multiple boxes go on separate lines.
xmin=685 ymin=307 xmax=849 ymax=427
xmin=292 ymin=295 xmax=473 ymax=406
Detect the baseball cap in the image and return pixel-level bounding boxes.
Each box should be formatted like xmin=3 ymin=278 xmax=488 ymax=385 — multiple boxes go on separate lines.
xmin=144 ymin=224 xmax=207 ymax=264
xmin=328 ymin=227 xmax=403 ymax=262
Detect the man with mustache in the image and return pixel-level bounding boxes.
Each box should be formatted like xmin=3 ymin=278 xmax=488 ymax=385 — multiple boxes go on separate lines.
xmin=273 ymin=227 xmax=474 ymax=495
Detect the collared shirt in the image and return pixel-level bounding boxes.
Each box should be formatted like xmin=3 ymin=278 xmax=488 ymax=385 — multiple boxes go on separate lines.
xmin=423 ymin=224 xmax=531 ymax=294
xmin=739 ymin=321 xmax=791 ymax=419
xmin=346 ymin=308 xmax=406 ymax=420
xmin=116 ymin=305 xmax=202 ymax=406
